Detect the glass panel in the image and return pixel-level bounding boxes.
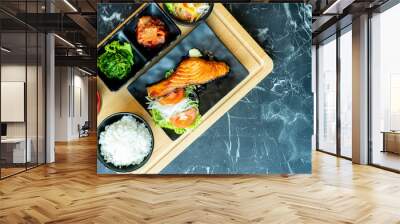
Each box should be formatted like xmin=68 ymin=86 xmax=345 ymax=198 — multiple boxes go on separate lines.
xmin=1 ymin=31 xmax=27 ymax=177
xmin=0 ymin=0 xmax=29 ymax=178
xmin=27 ymin=31 xmax=38 ymax=169
xmin=0 ymin=0 xmax=46 ymax=178
xmin=317 ymin=37 xmax=337 ymax=154
xmin=339 ymin=29 xmax=352 ymax=158
xmin=371 ymin=4 xmax=400 ymax=171
xmin=26 ymin=0 xmax=40 ymax=169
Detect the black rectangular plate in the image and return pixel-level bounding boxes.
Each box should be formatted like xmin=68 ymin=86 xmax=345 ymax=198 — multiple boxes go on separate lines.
xmin=127 ymin=22 xmax=249 ymax=140
xmin=97 ymin=3 xmax=181 ymax=92
xmin=97 ymin=31 xmax=147 ymax=91
xmin=123 ymin=3 xmax=181 ymax=60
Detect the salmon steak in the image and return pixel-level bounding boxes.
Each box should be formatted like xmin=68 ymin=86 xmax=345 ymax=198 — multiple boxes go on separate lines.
xmin=147 ymin=57 xmax=230 ymax=98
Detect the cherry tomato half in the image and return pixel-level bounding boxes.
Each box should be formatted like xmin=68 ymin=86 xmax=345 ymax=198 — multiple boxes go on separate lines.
xmin=170 ymin=107 xmax=198 ymax=128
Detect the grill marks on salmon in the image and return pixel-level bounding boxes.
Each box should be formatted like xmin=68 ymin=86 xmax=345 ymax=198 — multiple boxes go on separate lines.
xmin=147 ymin=58 xmax=230 ymax=98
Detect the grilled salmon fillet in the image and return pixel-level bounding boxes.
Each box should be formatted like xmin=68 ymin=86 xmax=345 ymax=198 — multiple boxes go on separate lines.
xmin=147 ymin=58 xmax=230 ymax=98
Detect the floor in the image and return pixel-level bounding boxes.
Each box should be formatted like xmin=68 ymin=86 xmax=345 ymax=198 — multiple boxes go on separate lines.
xmin=0 ymin=136 xmax=400 ymax=223
xmin=0 ymin=167 xmax=25 ymax=178
xmin=372 ymin=150 xmax=400 ymax=171
xmin=1 ymin=163 xmax=42 ymax=178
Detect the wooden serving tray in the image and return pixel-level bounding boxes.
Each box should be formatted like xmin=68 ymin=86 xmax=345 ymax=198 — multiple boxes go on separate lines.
xmin=97 ymin=3 xmax=273 ymax=174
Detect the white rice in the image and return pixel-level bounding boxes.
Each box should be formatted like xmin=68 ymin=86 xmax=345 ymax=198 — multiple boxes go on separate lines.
xmin=99 ymin=115 xmax=152 ymax=167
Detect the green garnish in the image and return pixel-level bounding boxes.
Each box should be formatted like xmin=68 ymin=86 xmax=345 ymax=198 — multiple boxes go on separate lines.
xmin=184 ymin=85 xmax=197 ymax=97
xmin=165 ymin=69 xmax=174 ymax=78
xmin=164 ymin=3 xmax=175 ymax=14
xmin=97 ymin=41 xmax=134 ymax=80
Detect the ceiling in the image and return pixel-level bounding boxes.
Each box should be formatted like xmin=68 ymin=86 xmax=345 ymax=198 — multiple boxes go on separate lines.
xmin=0 ymin=0 xmax=395 ymax=71
xmin=309 ymin=0 xmax=391 ymax=43
xmin=0 ymin=0 xmax=97 ymax=73
xmin=0 ymin=32 xmax=45 ymax=64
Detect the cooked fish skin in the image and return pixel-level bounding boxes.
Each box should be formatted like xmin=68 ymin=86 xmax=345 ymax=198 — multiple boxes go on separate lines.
xmin=147 ymin=58 xmax=230 ymax=98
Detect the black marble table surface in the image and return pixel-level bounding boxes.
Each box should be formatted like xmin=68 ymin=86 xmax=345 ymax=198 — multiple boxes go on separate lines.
xmin=97 ymin=3 xmax=313 ymax=174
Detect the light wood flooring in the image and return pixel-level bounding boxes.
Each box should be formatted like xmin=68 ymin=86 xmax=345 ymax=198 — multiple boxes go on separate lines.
xmin=1 ymin=163 xmax=44 ymax=178
xmin=1 ymin=167 xmax=26 ymax=178
xmin=372 ymin=150 xmax=400 ymax=171
xmin=0 ymin=136 xmax=400 ymax=223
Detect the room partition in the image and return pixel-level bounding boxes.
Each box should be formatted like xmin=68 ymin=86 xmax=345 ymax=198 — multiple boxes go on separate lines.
xmin=0 ymin=0 xmax=47 ymax=179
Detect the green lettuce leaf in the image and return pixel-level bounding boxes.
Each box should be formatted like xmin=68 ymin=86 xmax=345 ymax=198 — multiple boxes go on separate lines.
xmin=164 ymin=3 xmax=175 ymax=15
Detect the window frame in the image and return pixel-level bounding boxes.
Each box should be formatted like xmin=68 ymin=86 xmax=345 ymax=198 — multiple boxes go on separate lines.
xmin=315 ymin=24 xmax=353 ymax=161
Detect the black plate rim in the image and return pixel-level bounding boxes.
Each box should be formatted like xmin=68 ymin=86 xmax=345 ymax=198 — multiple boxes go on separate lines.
xmin=97 ymin=3 xmax=182 ymax=92
xmin=97 ymin=112 xmax=154 ymax=173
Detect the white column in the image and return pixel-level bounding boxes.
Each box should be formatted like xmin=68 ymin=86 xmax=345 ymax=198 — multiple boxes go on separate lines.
xmin=312 ymin=45 xmax=317 ymax=150
xmin=352 ymin=14 xmax=369 ymax=164
xmin=46 ymin=32 xmax=55 ymax=163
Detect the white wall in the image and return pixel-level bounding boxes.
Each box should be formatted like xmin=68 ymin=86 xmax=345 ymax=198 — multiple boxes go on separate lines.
xmin=55 ymin=67 xmax=68 ymax=141
xmin=1 ymin=65 xmax=38 ymax=138
xmin=54 ymin=67 xmax=89 ymax=141
xmin=1 ymin=65 xmax=26 ymax=130
xmin=72 ymin=73 xmax=89 ymax=138
xmin=1 ymin=63 xmax=46 ymax=164
xmin=1 ymin=65 xmax=26 ymax=140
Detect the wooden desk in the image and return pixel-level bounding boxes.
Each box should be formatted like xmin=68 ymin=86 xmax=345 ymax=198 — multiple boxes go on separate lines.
xmin=382 ymin=131 xmax=400 ymax=154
